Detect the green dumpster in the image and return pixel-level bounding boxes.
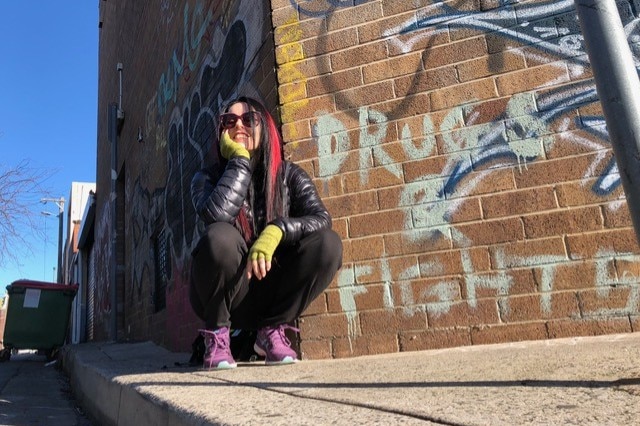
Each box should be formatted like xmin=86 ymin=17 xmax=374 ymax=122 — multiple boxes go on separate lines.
xmin=0 ymin=279 xmax=78 ymax=361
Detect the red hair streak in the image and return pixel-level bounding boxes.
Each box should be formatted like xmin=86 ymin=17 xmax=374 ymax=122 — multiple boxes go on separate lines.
xmin=265 ymin=111 xmax=282 ymax=222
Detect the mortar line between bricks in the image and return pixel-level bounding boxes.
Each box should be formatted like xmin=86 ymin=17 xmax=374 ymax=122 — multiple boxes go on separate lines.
xmin=209 ymin=377 xmax=467 ymax=426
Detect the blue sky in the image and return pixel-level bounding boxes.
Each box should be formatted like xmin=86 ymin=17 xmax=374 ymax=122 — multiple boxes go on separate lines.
xmin=0 ymin=3 xmax=98 ymax=285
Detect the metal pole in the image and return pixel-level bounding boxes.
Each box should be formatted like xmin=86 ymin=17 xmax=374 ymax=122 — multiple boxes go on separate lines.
xmin=57 ymin=209 xmax=63 ymax=283
xmin=41 ymin=197 xmax=65 ymax=283
xmin=574 ymin=0 xmax=640 ymax=244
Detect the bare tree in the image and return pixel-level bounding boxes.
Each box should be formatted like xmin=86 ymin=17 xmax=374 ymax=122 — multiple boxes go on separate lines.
xmin=0 ymin=160 xmax=54 ymax=267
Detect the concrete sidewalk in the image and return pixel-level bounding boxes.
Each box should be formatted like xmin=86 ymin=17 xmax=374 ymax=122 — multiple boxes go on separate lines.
xmin=61 ymin=332 xmax=640 ymax=425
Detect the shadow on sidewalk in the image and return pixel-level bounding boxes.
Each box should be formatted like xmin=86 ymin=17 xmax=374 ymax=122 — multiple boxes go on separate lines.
xmin=125 ymin=377 xmax=640 ymax=389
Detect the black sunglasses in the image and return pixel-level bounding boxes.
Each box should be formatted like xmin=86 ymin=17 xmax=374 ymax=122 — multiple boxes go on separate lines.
xmin=219 ymin=111 xmax=262 ymax=129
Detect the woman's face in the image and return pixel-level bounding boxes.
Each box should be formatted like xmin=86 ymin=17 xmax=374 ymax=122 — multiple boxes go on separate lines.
xmin=221 ymin=102 xmax=262 ymax=153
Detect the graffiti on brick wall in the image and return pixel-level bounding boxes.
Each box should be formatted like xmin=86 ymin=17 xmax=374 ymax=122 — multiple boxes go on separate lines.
xmin=156 ymin=1 xmax=213 ymax=118
xmin=128 ymin=1 xmax=267 ymax=315
xmin=130 ymin=180 xmax=151 ymax=296
xmin=92 ymin=203 xmax=112 ymax=336
xmin=381 ymin=0 xmax=632 ymax=196
xmin=303 ymin=1 xmax=640 ymax=340
xmin=130 ymin=179 xmax=167 ymax=299
xmin=161 ymin=7 xmax=265 ymax=278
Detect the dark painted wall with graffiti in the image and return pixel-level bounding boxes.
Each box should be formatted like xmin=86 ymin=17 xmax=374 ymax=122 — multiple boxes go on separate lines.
xmin=95 ymin=0 xmax=277 ymax=350
xmin=94 ymin=0 xmax=640 ymax=358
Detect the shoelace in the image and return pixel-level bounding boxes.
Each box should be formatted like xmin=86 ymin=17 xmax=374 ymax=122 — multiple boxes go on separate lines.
xmin=267 ymin=324 xmax=300 ymax=347
xmin=199 ymin=328 xmax=228 ymax=358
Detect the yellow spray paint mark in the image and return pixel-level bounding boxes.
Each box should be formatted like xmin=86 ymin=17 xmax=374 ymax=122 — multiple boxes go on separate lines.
xmin=276 ymin=13 xmax=309 ymax=147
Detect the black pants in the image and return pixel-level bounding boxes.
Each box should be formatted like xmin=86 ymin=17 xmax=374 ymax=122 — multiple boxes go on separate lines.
xmin=189 ymin=222 xmax=343 ymax=330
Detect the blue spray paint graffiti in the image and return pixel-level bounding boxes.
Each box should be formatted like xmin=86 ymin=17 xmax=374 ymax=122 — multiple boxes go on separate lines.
xmin=380 ymin=0 xmax=640 ymax=197
xmin=157 ymin=1 xmax=213 ymax=117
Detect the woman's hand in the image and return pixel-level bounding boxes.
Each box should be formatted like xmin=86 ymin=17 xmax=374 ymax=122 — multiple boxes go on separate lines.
xmin=220 ymin=130 xmax=250 ymax=160
xmin=247 ymin=225 xmax=283 ymax=280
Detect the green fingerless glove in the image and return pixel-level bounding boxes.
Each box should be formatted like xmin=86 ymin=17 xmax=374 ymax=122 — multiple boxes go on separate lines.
xmin=249 ymin=224 xmax=283 ymax=262
xmin=220 ymin=131 xmax=250 ymax=160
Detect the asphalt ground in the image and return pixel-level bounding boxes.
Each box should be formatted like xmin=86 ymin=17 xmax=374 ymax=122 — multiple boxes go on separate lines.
xmin=0 ymin=350 xmax=94 ymax=426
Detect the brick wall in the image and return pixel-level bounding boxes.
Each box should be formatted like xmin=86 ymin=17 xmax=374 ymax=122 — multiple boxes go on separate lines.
xmin=95 ymin=1 xmax=279 ymax=350
xmin=271 ymin=0 xmax=640 ymax=359
xmin=94 ymin=0 xmax=640 ymax=359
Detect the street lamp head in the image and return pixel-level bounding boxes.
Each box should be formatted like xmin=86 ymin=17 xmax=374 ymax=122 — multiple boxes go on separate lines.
xmin=40 ymin=197 xmax=65 ymax=212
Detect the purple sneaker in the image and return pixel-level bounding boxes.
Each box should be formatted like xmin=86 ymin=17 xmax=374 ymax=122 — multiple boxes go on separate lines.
xmin=254 ymin=324 xmax=299 ymax=365
xmin=199 ymin=327 xmax=237 ymax=370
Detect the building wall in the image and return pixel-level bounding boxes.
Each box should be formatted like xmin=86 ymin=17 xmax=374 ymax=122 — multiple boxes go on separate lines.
xmin=96 ymin=0 xmax=278 ymax=350
xmin=0 ymin=295 xmax=6 ymax=349
xmin=64 ymin=183 xmax=96 ymax=344
xmin=273 ymin=0 xmax=640 ymax=359
xmin=95 ymin=0 xmax=640 ymax=359
xmin=63 ymin=182 xmax=96 ymax=283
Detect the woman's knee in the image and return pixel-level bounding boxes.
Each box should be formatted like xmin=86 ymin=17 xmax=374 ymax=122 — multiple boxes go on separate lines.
xmin=195 ymin=222 xmax=245 ymax=258
xmin=191 ymin=222 xmax=246 ymax=276
xmin=304 ymin=229 xmax=343 ymax=268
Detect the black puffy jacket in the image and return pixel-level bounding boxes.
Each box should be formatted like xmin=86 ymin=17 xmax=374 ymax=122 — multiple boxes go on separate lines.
xmin=191 ymin=156 xmax=332 ymax=245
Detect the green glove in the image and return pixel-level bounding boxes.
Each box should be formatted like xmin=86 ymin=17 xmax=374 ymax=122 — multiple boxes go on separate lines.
xmin=249 ymin=224 xmax=283 ymax=262
xmin=219 ymin=131 xmax=250 ymax=160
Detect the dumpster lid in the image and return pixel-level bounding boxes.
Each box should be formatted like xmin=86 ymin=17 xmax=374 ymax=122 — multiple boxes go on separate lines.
xmin=7 ymin=279 xmax=79 ymax=292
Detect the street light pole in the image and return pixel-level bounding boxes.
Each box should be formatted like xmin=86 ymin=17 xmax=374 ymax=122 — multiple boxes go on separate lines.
xmin=41 ymin=197 xmax=65 ymax=283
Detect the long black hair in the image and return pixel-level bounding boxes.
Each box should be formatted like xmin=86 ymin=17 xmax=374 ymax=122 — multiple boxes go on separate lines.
xmin=218 ymin=96 xmax=286 ymax=242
